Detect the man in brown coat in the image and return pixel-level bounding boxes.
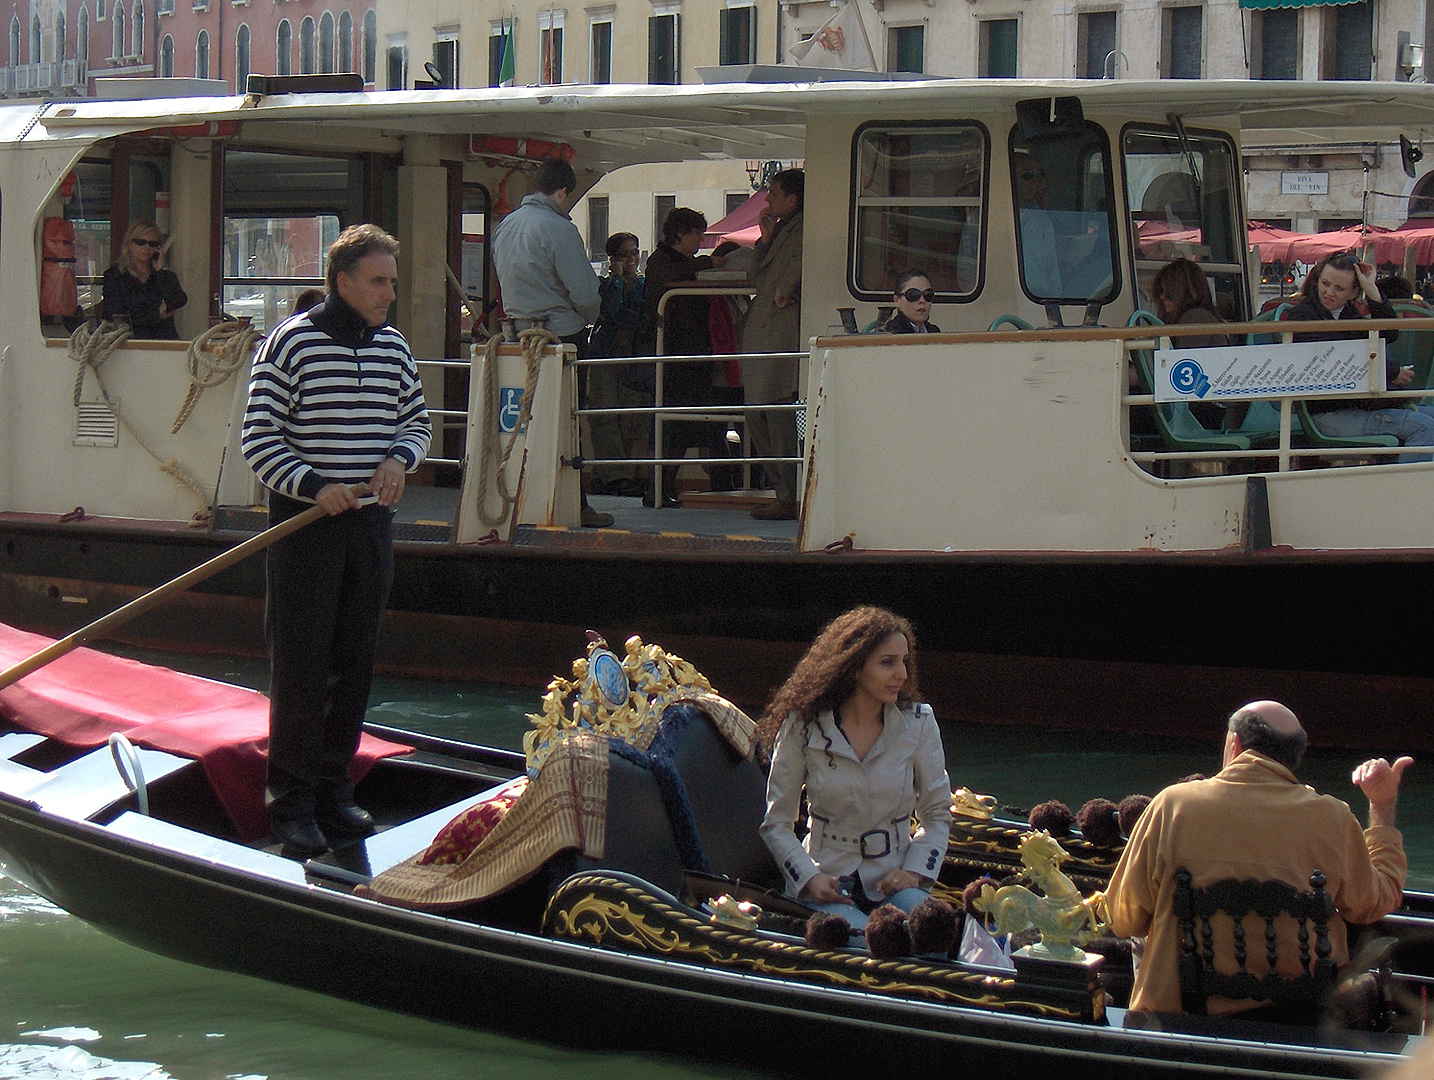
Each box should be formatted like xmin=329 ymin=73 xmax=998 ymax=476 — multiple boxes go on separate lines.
xmin=740 ymin=169 xmax=804 ymax=521
xmin=1106 ymin=700 xmax=1411 ymax=1015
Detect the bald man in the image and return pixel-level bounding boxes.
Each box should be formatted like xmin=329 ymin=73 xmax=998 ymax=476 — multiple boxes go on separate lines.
xmin=1106 ymin=700 xmax=1412 ymax=1015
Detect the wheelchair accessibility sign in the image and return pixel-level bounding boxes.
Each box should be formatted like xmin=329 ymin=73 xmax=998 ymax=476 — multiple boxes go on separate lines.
xmin=1153 ymin=338 xmax=1382 ymax=402
xmin=499 ymin=387 xmax=525 ymax=434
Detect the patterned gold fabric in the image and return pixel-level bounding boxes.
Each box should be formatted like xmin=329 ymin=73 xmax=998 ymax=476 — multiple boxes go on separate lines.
xmin=360 ymin=732 xmax=610 ymax=910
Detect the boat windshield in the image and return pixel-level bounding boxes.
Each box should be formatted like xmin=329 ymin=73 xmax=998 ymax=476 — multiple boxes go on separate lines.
xmin=1123 ymin=125 xmax=1248 ymax=320
xmin=849 ymin=122 xmax=986 ymax=302
xmin=1010 ymin=120 xmax=1119 ymax=305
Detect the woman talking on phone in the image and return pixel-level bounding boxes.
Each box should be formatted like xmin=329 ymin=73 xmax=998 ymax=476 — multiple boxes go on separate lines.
xmin=102 ymin=220 xmax=189 ymax=339
xmin=1286 ymin=250 xmax=1434 ymax=459
xmin=757 ymin=606 xmax=952 ymax=933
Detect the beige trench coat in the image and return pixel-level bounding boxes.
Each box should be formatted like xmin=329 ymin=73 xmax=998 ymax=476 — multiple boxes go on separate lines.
xmin=739 ymin=209 xmax=803 ymax=403
xmin=761 ymin=701 xmax=953 ymax=900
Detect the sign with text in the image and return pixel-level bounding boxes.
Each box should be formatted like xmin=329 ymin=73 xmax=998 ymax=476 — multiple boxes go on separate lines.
xmin=1153 ymin=339 xmax=1384 ymax=402
xmin=1281 ymin=171 xmax=1329 ymax=195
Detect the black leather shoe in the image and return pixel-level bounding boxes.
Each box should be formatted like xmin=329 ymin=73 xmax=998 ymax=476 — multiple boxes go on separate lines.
xmin=317 ymin=801 xmax=375 ymax=840
xmin=274 ymin=817 xmax=329 ymax=858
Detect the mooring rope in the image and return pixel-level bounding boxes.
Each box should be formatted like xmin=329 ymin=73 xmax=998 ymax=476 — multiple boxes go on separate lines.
xmin=475 ymin=327 xmax=554 ymax=528
xmin=172 ymin=319 xmax=262 ymax=433
xmin=68 ymin=320 xmax=213 ymax=523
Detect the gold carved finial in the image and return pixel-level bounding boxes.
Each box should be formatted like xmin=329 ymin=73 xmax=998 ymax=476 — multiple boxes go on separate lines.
xmin=523 ymin=632 xmax=712 ymax=776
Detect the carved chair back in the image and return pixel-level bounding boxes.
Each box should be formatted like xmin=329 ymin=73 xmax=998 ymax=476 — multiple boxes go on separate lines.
xmin=1173 ymin=867 xmax=1337 ymax=1018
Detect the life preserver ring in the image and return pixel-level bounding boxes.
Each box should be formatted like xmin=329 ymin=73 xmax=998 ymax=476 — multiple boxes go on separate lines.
xmin=469 ymin=135 xmax=575 ymax=164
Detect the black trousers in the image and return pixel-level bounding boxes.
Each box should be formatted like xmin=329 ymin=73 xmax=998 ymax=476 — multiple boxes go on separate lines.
xmin=264 ymin=493 xmax=393 ymax=824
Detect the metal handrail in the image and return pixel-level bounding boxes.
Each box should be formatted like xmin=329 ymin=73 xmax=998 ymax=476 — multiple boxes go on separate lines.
xmin=575 ymin=348 xmax=806 ymax=503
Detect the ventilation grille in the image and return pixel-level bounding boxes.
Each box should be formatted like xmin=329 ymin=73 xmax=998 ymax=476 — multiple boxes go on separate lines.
xmin=75 ymin=401 xmax=119 ymax=447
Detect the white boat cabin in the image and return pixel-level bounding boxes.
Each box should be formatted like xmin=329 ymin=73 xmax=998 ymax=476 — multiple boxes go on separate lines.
xmin=2 ymin=77 xmax=1434 ymax=557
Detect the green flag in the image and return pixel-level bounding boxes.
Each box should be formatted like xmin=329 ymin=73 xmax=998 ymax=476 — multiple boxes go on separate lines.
xmin=499 ymin=16 xmax=515 ymax=87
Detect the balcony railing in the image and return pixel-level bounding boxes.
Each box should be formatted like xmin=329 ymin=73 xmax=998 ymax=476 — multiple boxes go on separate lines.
xmin=4 ymin=60 xmax=88 ymax=93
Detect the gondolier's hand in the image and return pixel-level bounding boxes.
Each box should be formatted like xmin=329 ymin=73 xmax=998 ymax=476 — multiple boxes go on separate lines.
xmin=1353 ymin=755 xmax=1414 ymax=828
xmin=315 ymin=482 xmax=361 ymax=515
xmin=370 ymin=457 xmax=407 ymax=508
xmin=803 ymin=873 xmax=856 ymax=906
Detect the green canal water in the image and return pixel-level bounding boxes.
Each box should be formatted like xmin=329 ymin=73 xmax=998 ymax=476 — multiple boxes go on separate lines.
xmin=2 ymin=646 xmax=1430 ymax=1079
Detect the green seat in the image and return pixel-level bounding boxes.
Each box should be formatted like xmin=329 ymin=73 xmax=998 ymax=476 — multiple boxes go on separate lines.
xmin=1127 ymin=310 xmax=1260 ymax=453
xmin=1293 ymin=400 xmax=1400 ymax=451
xmin=1386 ymin=302 xmax=1434 ymax=392
xmin=988 ymin=314 xmax=1033 ymax=331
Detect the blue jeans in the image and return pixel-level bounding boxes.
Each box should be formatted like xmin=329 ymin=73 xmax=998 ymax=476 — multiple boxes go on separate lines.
xmin=1307 ymin=407 xmax=1434 ymax=463
xmin=810 ymin=886 xmax=930 ymax=932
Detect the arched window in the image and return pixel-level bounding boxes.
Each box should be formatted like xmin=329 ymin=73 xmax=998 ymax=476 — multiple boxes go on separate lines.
xmin=276 ymin=19 xmax=291 ymax=75
xmin=319 ymin=11 xmax=334 ymax=72
xmin=196 ymin=28 xmax=208 ymax=78
xmin=31 ymin=14 xmax=41 ymax=62
xmin=362 ymin=10 xmax=375 ymax=84
xmin=112 ymin=4 xmax=125 ymax=58
xmin=300 ymin=16 xmax=314 ymax=73
xmin=160 ymin=33 xmax=173 ymax=76
xmin=9 ymin=17 xmax=20 ymax=67
xmin=338 ymin=11 xmax=352 ymax=72
xmin=78 ymin=7 xmax=89 ymax=67
xmin=132 ymin=0 xmax=142 ymax=58
xmin=56 ymin=13 xmax=66 ymax=62
xmin=236 ymin=24 xmax=250 ymax=91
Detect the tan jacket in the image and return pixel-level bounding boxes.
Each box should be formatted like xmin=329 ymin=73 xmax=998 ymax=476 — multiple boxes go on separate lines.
xmin=740 ymin=209 xmax=803 ymax=403
xmin=761 ymin=701 xmax=952 ymax=900
xmin=1106 ymin=751 xmax=1407 ymax=1014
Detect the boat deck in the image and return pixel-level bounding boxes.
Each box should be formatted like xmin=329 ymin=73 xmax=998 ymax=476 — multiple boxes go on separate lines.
xmin=210 ymin=483 xmax=803 ymax=553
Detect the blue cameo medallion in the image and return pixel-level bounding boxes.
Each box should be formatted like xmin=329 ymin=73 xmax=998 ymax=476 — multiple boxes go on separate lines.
xmin=589 ymin=649 xmax=628 ymax=708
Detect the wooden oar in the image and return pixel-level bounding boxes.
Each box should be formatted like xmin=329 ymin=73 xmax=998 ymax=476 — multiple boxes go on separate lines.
xmin=0 ymin=485 xmax=366 ymax=692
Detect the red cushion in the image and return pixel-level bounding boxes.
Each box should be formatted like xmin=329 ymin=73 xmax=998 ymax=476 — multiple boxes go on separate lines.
xmin=418 ymin=778 xmax=528 ymax=865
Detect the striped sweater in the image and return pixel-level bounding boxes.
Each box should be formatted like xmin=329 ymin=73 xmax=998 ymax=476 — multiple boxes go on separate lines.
xmin=242 ymin=297 xmax=431 ymax=502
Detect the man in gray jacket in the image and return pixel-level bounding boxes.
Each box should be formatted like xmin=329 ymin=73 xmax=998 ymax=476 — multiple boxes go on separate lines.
xmin=492 ymin=158 xmax=609 ymax=525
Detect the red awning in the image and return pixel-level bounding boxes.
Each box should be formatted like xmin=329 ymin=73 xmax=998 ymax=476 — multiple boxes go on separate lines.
xmin=701 ymin=190 xmax=766 ymax=249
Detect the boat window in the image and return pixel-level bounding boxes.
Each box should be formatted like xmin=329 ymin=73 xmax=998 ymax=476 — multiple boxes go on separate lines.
xmin=1122 ymin=124 xmax=1248 ymax=321
xmin=1010 ymin=121 xmax=1120 ymax=305
xmin=222 ymin=216 xmax=339 ymax=331
xmin=221 ymin=150 xmax=362 ymax=331
xmin=848 ymin=122 xmax=987 ymax=302
xmin=65 ymin=158 xmax=113 ymax=317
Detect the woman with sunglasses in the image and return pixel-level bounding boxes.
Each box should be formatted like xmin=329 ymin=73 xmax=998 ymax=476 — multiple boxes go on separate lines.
xmin=1286 ymin=251 xmax=1434 ymax=460
xmin=879 ymin=270 xmax=940 ymax=334
xmin=101 ymin=220 xmax=189 ymax=339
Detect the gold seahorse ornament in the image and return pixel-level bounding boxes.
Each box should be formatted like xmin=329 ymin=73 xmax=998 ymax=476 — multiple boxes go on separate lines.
xmin=973 ymin=830 xmax=1109 ymax=959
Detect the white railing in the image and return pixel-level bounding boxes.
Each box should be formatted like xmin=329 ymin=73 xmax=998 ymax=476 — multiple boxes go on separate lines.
xmin=575 ymin=351 xmax=807 ymax=504
xmin=414 ymin=357 xmax=470 ymax=469
xmin=1119 ymin=316 xmax=1434 ymax=473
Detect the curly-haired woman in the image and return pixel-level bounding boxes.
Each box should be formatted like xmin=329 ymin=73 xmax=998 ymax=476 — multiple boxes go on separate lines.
xmin=757 ymin=606 xmax=952 ymax=932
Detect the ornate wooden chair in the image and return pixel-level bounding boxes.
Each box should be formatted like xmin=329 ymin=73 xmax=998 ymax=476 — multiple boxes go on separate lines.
xmin=1173 ymin=867 xmax=1337 ymax=1019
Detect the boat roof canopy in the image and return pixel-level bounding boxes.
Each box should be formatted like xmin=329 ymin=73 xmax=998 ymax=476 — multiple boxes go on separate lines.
xmin=15 ymin=78 xmax=1434 ymax=166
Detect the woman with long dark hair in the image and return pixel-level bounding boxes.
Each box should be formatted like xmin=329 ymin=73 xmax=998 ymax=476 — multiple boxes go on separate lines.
xmin=757 ymin=606 xmax=951 ymax=932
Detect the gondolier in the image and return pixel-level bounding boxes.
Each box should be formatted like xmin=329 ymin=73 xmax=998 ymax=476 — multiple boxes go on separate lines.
xmin=241 ymin=223 xmax=431 ymax=857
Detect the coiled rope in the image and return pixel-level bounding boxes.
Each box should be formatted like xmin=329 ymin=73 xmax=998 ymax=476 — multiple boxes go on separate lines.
xmin=68 ymin=320 xmax=213 ymax=523
xmin=476 ymin=327 xmax=554 ymax=527
xmin=172 ymin=319 xmax=262 ymax=433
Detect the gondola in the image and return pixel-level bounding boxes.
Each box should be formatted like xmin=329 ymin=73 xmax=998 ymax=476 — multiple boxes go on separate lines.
xmin=0 ymin=620 xmax=1426 ymax=1080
